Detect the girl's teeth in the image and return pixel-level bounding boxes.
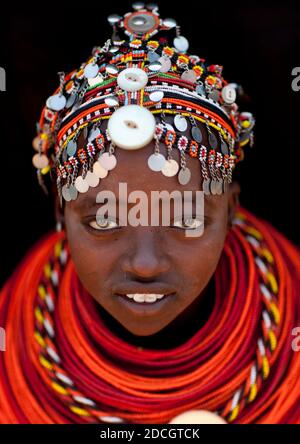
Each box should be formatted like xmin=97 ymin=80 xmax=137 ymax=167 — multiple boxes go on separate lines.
xmin=126 ymin=293 xmax=165 ymax=303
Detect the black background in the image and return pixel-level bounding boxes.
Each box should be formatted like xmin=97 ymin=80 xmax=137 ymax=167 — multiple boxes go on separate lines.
xmin=0 ymin=0 xmax=300 ymax=286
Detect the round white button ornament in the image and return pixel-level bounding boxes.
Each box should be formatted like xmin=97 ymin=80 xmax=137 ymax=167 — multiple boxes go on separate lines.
xmin=107 ymin=105 xmax=156 ymax=150
xmin=221 ymin=84 xmax=236 ymax=104
xmin=117 ymin=67 xmax=148 ymax=92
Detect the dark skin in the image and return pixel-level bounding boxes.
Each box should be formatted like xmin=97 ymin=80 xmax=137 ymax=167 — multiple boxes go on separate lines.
xmin=55 ymin=118 xmax=240 ymax=350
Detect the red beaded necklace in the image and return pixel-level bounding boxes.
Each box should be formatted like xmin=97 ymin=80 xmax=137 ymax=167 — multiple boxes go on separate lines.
xmin=1 ymin=206 xmax=300 ymax=424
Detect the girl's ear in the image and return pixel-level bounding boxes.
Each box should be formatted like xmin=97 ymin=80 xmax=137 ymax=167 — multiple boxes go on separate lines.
xmin=227 ymin=181 xmax=241 ymax=230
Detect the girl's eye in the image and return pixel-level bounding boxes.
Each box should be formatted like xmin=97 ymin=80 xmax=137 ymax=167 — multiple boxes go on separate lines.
xmin=89 ymin=217 xmax=119 ymax=231
xmin=172 ymin=217 xmax=204 ymax=230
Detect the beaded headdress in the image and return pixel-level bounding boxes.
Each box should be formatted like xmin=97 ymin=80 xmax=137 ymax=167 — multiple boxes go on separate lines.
xmin=32 ymin=2 xmax=255 ymax=204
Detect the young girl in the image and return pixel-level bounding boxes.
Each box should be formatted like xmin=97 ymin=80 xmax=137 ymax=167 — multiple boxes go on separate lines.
xmin=1 ymin=4 xmax=300 ymax=424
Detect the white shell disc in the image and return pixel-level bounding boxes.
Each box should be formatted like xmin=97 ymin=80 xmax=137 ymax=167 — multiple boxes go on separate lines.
xmin=117 ymin=67 xmax=148 ymax=92
xmin=107 ymin=105 xmax=156 ymax=150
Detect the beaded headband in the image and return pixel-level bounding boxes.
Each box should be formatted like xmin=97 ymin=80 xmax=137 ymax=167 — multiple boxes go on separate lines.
xmin=32 ymin=2 xmax=255 ymax=204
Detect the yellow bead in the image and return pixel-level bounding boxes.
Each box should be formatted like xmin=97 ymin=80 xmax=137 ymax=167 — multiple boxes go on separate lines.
xmin=41 ymin=165 xmax=51 ymax=175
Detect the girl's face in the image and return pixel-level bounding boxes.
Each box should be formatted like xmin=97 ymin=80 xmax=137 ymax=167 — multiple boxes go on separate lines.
xmin=63 ymin=120 xmax=240 ymax=337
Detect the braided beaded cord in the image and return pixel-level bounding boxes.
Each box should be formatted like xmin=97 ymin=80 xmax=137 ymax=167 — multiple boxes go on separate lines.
xmin=1 ymin=207 xmax=300 ymax=424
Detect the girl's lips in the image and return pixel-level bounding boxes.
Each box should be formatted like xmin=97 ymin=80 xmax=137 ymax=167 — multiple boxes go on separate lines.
xmin=115 ymin=292 xmax=176 ymax=316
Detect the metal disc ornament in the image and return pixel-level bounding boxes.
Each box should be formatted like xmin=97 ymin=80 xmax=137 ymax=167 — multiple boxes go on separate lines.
xmin=148 ymin=51 xmax=160 ymax=62
xmin=66 ymin=93 xmax=77 ymax=109
xmin=216 ymin=180 xmax=223 ymax=195
xmin=93 ymin=160 xmax=108 ymax=178
xmin=109 ymin=46 xmax=119 ymax=54
xmin=202 ymin=179 xmax=211 ymax=195
xmin=174 ymin=115 xmax=188 ymax=132
xmin=75 ymin=175 xmax=89 ymax=193
xmin=163 ymin=18 xmax=177 ymax=28
xmin=173 ymin=36 xmax=189 ymax=53
xmin=32 ymin=153 xmax=49 ymax=169
xmin=208 ymin=131 xmax=218 ymax=149
xmin=88 ymin=74 xmax=104 ymax=88
xmin=84 ymin=63 xmax=99 ymax=79
xmin=106 ymin=64 xmax=119 ymax=75
xmin=165 ymin=123 xmax=175 ymax=132
xmin=149 ymin=91 xmax=164 ymax=102
xmin=62 ymin=149 xmax=68 ymax=163
xmin=85 ymin=171 xmax=100 ymax=188
xmin=223 ymin=179 xmax=229 ymax=193
xmin=105 ymin=96 xmax=119 ymax=107
xmin=107 ymin=14 xmax=122 ymax=25
xmin=68 ymin=185 xmax=78 ymax=200
xmin=210 ymin=179 xmax=218 ymax=195
xmin=99 ymin=152 xmax=117 ymax=171
xmin=196 ymin=83 xmax=205 ymax=96
xmin=147 ymin=3 xmax=158 ymax=11
xmin=181 ymin=70 xmax=197 ymax=83
xmin=158 ymin=56 xmax=171 ymax=73
xmin=148 ymin=153 xmax=166 ymax=171
xmin=32 ymin=136 xmax=41 ymax=152
xmin=62 ymin=185 xmax=72 ymax=202
xmin=221 ymin=140 xmax=229 ymax=155
xmin=178 ymin=167 xmax=191 ymax=185
xmin=161 ymin=159 xmax=179 ymax=177
xmin=132 ymin=2 xmax=145 ymax=10
xmin=208 ymin=90 xmax=220 ymax=102
xmin=88 ymin=128 xmax=101 ymax=142
xmin=148 ymin=61 xmax=162 ymax=72
xmin=192 ymin=126 xmax=203 ymax=143
xmin=83 ymin=126 xmax=88 ymax=139
xmin=47 ymin=94 xmax=66 ymax=111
